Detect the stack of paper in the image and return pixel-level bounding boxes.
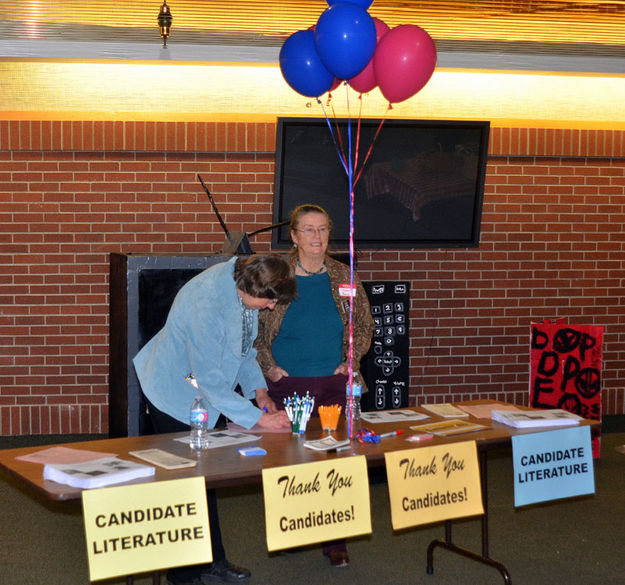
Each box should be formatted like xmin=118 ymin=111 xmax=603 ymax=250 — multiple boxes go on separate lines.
xmin=491 ymin=408 xmax=582 ymax=429
xmin=360 ymin=409 xmax=429 ymax=423
xmin=43 ymin=457 xmax=155 ymax=489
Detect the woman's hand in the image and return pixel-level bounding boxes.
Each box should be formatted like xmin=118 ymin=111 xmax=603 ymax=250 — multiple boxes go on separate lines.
xmin=267 ymin=365 xmax=289 ymax=382
xmin=255 ymin=388 xmax=278 ymax=413
xmin=257 ymin=410 xmax=291 ymax=431
xmin=333 ymin=362 xmax=349 ymax=376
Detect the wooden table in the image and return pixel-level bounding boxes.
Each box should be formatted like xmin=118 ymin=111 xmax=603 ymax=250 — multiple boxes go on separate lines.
xmin=0 ymin=401 xmax=598 ymax=584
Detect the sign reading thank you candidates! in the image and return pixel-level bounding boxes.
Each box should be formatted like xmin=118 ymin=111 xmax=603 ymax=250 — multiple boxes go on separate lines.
xmin=384 ymin=441 xmax=483 ymax=530
xmin=262 ymin=457 xmax=371 ymax=551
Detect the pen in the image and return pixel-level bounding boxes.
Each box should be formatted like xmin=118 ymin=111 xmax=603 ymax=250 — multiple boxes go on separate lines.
xmin=329 ymin=444 xmax=352 ymax=453
xmin=262 ymin=407 xmax=269 ymax=413
xmin=378 ymin=430 xmax=405 ymax=439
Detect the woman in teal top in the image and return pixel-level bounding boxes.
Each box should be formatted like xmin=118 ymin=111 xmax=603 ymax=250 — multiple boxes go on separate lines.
xmin=271 ymin=269 xmax=344 ymax=378
xmin=256 ymin=204 xmax=373 ymax=410
xmin=256 ymin=204 xmax=374 ymax=567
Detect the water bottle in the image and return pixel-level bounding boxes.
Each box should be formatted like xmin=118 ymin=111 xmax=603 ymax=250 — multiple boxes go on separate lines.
xmin=345 ymin=372 xmax=362 ymax=421
xmin=189 ymin=394 xmax=209 ymax=450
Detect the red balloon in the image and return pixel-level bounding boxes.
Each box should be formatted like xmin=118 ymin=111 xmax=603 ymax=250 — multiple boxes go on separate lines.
xmin=349 ymin=17 xmax=390 ymax=94
xmin=373 ymin=24 xmax=437 ymax=103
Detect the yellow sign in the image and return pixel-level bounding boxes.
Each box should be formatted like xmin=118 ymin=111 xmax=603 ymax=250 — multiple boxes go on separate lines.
xmin=82 ymin=477 xmax=211 ymax=581
xmin=262 ymin=456 xmax=371 ymax=552
xmin=385 ymin=441 xmax=484 ymax=530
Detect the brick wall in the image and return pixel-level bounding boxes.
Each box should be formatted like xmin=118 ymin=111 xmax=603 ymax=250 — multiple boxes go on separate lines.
xmin=1 ymin=121 xmax=624 ymax=435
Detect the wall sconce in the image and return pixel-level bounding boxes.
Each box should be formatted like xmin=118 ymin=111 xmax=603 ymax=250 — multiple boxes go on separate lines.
xmin=157 ymin=1 xmax=173 ymax=48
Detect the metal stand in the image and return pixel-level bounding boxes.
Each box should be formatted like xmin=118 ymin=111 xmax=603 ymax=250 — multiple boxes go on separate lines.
xmin=426 ymin=449 xmax=511 ymax=584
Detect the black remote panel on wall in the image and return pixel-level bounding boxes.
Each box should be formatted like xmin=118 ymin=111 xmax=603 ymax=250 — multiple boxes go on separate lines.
xmin=360 ymin=281 xmax=410 ymax=411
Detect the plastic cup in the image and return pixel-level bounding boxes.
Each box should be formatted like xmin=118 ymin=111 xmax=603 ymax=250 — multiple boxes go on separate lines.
xmin=319 ymin=404 xmax=342 ymax=432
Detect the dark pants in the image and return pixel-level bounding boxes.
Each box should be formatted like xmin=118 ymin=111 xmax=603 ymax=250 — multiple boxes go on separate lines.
xmin=267 ymin=373 xmax=348 ymax=413
xmin=144 ymin=397 xmax=227 ymax=580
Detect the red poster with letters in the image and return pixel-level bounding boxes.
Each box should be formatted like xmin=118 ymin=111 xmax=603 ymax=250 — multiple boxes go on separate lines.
xmin=529 ymin=319 xmax=603 ymax=457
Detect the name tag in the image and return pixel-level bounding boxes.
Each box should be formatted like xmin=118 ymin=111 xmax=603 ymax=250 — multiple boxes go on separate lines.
xmin=339 ymin=284 xmax=357 ymax=298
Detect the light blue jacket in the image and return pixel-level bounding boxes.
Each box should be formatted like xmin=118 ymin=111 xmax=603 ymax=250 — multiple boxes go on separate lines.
xmin=133 ymin=257 xmax=264 ymax=429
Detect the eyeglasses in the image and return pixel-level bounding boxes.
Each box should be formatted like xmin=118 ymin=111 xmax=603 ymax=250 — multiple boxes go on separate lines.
xmin=296 ymin=227 xmax=329 ymax=237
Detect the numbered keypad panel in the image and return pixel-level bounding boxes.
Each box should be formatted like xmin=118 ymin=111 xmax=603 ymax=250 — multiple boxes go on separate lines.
xmin=362 ymin=282 xmax=410 ymax=411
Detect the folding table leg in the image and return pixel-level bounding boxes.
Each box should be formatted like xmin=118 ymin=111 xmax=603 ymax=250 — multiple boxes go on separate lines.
xmin=125 ymin=570 xmax=160 ymax=584
xmin=426 ymin=449 xmax=511 ymax=584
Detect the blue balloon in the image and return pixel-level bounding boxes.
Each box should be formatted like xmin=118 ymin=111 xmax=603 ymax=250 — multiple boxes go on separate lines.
xmin=315 ymin=3 xmax=377 ymax=80
xmin=327 ymin=0 xmax=374 ymax=8
xmin=279 ymin=30 xmax=335 ymax=98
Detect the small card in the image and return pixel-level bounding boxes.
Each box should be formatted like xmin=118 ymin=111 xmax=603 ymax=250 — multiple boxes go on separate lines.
xmin=129 ymin=449 xmax=197 ymax=470
xmin=238 ymin=447 xmax=267 ymax=457
xmin=405 ymin=433 xmax=434 ymax=443
xmin=410 ymin=419 xmax=487 ymax=437
xmin=421 ymin=403 xmax=470 ymax=418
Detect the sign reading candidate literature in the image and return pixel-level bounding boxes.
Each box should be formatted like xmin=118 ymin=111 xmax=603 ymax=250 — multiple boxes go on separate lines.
xmin=262 ymin=456 xmax=371 ymax=551
xmin=82 ymin=477 xmax=211 ymax=581
xmin=512 ymin=425 xmax=594 ymax=507
xmin=384 ymin=441 xmax=483 ymax=530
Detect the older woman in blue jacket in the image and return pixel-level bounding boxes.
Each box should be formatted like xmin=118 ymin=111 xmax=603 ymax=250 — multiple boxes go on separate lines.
xmin=134 ymin=254 xmax=295 ymax=585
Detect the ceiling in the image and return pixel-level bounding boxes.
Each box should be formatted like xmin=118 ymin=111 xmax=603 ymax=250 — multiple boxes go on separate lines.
xmin=1 ymin=0 xmax=624 ymax=73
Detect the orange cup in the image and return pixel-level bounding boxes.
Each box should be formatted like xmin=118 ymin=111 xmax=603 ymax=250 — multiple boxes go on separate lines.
xmin=318 ymin=404 xmax=342 ymax=432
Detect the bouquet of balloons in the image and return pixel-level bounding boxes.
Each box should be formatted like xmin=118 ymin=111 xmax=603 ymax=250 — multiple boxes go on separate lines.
xmin=279 ymin=0 xmax=437 ymax=104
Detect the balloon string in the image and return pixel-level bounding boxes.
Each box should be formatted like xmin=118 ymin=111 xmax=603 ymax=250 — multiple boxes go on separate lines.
xmin=346 ymin=91 xmax=355 ymax=440
xmin=332 ymin=80 xmax=351 ymax=173
xmin=318 ymin=99 xmax=349 ymax=176
xmin=352 ymin=98 xmax=363 ymax=187
xmin=333 ymin=114 xmax=347 ymax=169
xmin=353 ymin=118 xmax=385 ymax=189
xmin=319 ymin=90 xmax=354 ymax=437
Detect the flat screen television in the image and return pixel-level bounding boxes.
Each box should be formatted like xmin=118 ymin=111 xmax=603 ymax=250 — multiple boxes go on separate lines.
xmin=272 ymin=117 xmax=490 ymax=249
